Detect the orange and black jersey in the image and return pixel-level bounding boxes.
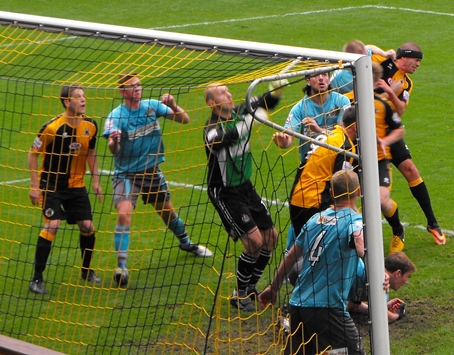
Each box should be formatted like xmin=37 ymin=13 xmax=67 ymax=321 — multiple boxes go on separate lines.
xmin=31 ymin=113 xmax=98 ymax=190
xmin=290 ymin=125 xmax=356 ymax=209
xmin=372 ymin=54 xmax=413 ymax=107
xmin=374 ymin=93 xmax=402 ymax=161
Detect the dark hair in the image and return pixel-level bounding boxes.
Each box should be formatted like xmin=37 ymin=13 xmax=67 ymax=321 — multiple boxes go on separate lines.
xmin=60 ymin=84 xmax=83 ymax=109
xmin=118 ymin=72 xmax=138 ymax=88
xmin=342 ymin=105 xmax=357 ymax=129
xmin=385 ymin=251 xmax=416 ymax=274
xmin=302 ymin=73 xmax=332 ymax=96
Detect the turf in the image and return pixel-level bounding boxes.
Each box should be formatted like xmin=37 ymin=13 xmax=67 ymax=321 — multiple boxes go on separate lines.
xmin=0 ymin=1 xmax=453 ymax=355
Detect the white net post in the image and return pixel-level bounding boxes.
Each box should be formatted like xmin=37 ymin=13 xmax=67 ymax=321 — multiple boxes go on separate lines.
xmin=355 ymin=55 xmax=390 ymax=355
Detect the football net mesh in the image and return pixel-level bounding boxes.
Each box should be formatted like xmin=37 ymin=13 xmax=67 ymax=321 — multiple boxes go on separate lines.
xmin=0 ymin=18 xmax=372 ymax=355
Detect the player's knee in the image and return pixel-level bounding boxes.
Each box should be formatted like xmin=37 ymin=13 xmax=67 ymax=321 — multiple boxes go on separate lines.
xmin=79 ymin=222 xmax=95 ymax=235
xmin=398 ymin=159 xmax=420 ymax=180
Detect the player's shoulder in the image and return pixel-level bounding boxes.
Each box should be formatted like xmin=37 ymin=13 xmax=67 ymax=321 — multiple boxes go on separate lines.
xmin=39 ymin=114 xmax=64 ymax=133
xmin=82 ymin=116 xmax=98 ymax=128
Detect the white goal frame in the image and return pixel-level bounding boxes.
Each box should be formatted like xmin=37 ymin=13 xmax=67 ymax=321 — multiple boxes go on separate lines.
xmin=0 ymin=10 xmax=389 ymax=355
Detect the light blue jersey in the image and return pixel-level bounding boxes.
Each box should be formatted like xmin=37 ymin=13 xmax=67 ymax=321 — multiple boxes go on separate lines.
xmin=331 ymin=47 xmax=373 ymax=94
xmin=103 ymin=99 xmax=170 ymax=174
xmin=290 ymin=207 xmax=363 ymax=314
xmin=284 ymin=93 xmax=350 ymax=162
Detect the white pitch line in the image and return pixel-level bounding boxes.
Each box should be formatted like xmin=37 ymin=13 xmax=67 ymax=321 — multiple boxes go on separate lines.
xmin=152 ymin=5 xmax=454 ymax=30
xmin=3 ymin=172 xmax=453 ymax=237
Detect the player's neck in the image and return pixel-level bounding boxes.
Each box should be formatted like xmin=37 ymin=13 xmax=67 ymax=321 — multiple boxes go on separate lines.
xmin=310 ymin=91 xmax=329 ymax=105
xmin=124 ymin=98 xmax=141 ymax=110
xmin=64 ymin=112 xmax=83 ymax=127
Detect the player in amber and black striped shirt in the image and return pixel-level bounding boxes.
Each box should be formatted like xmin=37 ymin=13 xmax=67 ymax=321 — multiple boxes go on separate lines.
xmin=28 ymin=84 xmax=103 ymax=295
xmin=373 ymin=42 xmax=446 ymax=248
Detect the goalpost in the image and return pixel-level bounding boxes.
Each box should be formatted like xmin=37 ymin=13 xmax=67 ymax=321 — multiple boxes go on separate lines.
xmin=0 ymin=11 xmax=388 ymax=355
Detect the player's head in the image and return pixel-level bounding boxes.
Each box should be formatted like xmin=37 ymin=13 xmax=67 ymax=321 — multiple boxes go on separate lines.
xmin=395 ymin=42 xmax=423 ymax=74
xmin=341 ymin=105 xmax=357 ymax=141
xmin=330 ymin=169 xmax=360 ymax=203
xmin=60 ymin=84 xmax=85 ymax=116
xmin=343 ymin=40 xmax=368 ymax=55
xmin=385 ymin=251 xmax=416 ymax=291
xmin=303 ymin=72 xmax=331 ymax=96
xmin=118 ymin=72 xmax=142 ymax=101
xmin=204 ymin=83 xmax=234 ymax=115
xmin=372 ymin=62 xmax=384 ymax=84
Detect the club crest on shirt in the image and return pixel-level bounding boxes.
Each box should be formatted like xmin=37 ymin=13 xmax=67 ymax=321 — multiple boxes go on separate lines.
xmin=45 ymin=208 xmax=55 ymax=218
xmin=241 ymin=214 xmax=251 ymax=223
xmin=146 ymin=107 xmax=155 ymax=117
xmin=84 ymin=128 xmax=91 ymax=136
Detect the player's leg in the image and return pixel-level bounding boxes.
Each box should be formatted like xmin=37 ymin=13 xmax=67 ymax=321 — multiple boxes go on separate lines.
xmin=111 ymin=176 xmax=137 ymax=286
xmin=144 ymin=167 xmax=212 ymax=257
xmin=247 ymin=191 xmax=278 ymax=299
xmin=378 ymin=160 xmax=405 ymax=254
xmin=391 ymin=140 xmax=445 ymax=245
xmin=29 ymin=191 xmax=62 ymax=294
xmin=65 ymin=187 xmax=101 ymax=283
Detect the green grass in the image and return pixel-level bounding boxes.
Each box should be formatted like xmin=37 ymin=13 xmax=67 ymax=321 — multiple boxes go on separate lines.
xmin=0 ymin=1 xmax=454 ymax=355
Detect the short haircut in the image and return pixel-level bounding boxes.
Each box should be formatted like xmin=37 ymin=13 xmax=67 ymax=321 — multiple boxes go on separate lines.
xmin=204 ymin=82 xmax=225 ymax=103
xmin=372 ymin=62 xmax=383 ymax=84
xmin=342 ymin=105 xmax=357 ymax=129
xmin=330 ymin=169 xmax=359 ymax=202
xmin=385 ymin=251 xmax=416 ymax=275
xmin=343 ymin=40 xmax=366 ymax=54
xmin=60 ymin=84 xmax=83 ymax=109
xmin=118 ymin=72 xmax=138 ymax=88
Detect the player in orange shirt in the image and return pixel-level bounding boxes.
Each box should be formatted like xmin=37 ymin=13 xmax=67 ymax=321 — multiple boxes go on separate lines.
xmin=373 ymin=42 xmax=446 ymax=248
xmin=28 ymin=84 xmax=102 ymax=294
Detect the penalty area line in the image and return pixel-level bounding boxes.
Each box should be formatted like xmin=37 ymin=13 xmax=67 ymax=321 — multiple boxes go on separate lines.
xmin=152 ymin=5 xmax=454 ymax=30
xmin=3 ymin=172 xmax=453 ymax=237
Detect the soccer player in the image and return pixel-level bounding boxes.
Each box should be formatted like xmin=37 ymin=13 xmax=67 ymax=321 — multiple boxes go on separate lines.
xmin=371 ymin=62 xmax=407 ymax=254
xmin=272 ymin=72 xmax=351 ymax=261
xmin=274 ymin=105 xmax=358 ymax=256
xmin=103 ymin=72 xmax=212 ymax=287
xmin=348 ymin=251 xmax=416 ymax=323
xmin=373 ymin=42 xmax=446 ymax=249
xmin=28 ymin=84 xmax=102 ymax=295
xmin=331 ymin=39 xmax=396 ymax=94
xmin=258 ymin=170 xmax=366 ymax=355
xmin=203 ymin=80 xmax=284 ymax=312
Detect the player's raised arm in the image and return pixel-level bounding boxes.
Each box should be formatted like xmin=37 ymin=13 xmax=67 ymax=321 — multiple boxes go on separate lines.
xmin=162 ymin=93 xmax=190 ymax=124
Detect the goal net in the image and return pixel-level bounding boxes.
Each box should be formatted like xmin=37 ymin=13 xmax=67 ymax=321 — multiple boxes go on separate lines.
xmin=0 ymin=11 xmax=388 ymax=355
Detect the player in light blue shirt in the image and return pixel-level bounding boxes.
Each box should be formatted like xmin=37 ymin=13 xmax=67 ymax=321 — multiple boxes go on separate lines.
xmin=275 ymin=72 xmax=351 ymax=163
xmin=259 ymin=170 xmax=366 ymax=355
xmin=103 ymin=73 xmax=212 ymax=287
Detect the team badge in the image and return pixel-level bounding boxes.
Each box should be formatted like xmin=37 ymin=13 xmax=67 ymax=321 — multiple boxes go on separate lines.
xmin=241 ymin=214 xmax=251 ymax=223
xmin=84 ymin=128 xmax=91 ymax=136
xmin=62 ymin=132 xmax=68 ymax=138
xmin=146 ymin=107 xmax=155 ymax=117
xmin=45 ymin=208 xmax=55 ymax=218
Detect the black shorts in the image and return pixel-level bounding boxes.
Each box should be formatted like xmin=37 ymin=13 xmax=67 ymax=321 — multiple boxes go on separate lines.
xmin=285 ymin=306 xmax=365 ymax=355
xmin=208 ymin=180 xmax=274 ymax=240
xmin=378 ymin=159 xmax=392 ymax=187
xmin=41 ymin=187 xmax=92 ymax=224
xmin=390 ymin=138 xmax=412 ymax=167
xmin=112 ymin=165 xmax=170 ymax=207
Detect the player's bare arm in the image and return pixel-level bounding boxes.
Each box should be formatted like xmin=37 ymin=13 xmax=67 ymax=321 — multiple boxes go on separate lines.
xmin=86 ymin=149 xmax=103 ymax=202
xmin=108 ymin=130 xmax=121 ymax=154
xmin=162 ymin=93 xmax=190 ymax=124
xmin=27 ymin=150 xmax=41 ymax=206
